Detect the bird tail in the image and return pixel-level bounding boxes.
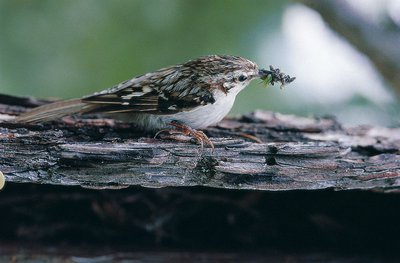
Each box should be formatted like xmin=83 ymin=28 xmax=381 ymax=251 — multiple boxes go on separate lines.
xmin=16 ymin=98 xmax=88 ymax=123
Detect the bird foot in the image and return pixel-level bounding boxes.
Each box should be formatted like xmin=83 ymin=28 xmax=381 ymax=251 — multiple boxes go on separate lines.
xmin=155 ymin=121 xmax=214 ymax=149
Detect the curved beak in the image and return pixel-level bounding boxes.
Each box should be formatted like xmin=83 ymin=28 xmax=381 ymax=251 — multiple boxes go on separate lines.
xmin=257 ymin=68 xmax=270 ymax=80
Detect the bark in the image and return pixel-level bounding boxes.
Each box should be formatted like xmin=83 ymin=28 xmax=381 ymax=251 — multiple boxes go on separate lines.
xmin=0 ymin=94 xmax=399 ymax=192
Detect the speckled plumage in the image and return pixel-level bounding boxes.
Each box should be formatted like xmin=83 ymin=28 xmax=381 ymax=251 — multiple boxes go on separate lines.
xmin=82 ymin=55 xmax=258 ymax=115
xmin=16 ymin=55 xmax=294 ymax=132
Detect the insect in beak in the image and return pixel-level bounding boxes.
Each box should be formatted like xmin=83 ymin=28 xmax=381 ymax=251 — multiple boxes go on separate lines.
xmin=258 ymin=66 xmax=295 ymax=88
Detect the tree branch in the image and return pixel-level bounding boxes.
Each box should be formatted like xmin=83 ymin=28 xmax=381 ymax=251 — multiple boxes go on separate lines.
xmin=0 ymin=94 xmax=399 ymax=191
xmin=297 ymin=0 xmax=400 ymax=96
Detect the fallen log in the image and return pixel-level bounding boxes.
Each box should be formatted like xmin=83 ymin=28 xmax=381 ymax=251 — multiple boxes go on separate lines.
xmin=0 ymin=94 xmax=399 ymax=191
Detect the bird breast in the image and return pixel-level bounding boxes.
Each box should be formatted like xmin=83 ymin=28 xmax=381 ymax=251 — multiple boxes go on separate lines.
xmin=160 ymin=84 xmax=243 ymax=129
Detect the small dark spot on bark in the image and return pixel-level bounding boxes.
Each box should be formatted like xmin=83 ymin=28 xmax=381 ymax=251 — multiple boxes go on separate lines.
xmin=265 ymin=156 xmax=277 ymax=165
xmin=268 ymin=145 xmax=278 ymax=154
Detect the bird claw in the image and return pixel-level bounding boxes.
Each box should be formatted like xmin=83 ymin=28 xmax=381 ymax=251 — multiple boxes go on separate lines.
xmin=155 ymin=122 xmax=214 ymax=149
xmin=170 ymin=121 xmax=214 ymax=150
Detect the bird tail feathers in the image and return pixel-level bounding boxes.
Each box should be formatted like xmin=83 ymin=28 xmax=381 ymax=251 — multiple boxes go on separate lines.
xmin=16 ymin=98 xmax=88 ymax=123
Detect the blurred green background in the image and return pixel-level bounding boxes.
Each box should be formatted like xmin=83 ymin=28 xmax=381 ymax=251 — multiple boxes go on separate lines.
xmin=1 ymin=0 xmax=399 ymax=125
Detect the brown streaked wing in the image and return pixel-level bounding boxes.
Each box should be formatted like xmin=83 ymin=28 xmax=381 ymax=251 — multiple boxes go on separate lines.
xmin=81 ymin=67 xmax=220 ymax=115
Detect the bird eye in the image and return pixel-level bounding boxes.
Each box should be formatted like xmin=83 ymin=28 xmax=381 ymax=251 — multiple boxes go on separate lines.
xmin=238 ymin=74 xmax=248 ymax=82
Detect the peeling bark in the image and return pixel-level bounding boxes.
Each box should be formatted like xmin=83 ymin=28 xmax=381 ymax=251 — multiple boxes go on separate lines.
xmin=0 ymin=94 xmax=399 ymax=191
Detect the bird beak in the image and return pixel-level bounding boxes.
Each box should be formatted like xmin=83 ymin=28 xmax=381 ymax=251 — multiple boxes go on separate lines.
xmin=257 ymin=69 xmax=270 ymax=80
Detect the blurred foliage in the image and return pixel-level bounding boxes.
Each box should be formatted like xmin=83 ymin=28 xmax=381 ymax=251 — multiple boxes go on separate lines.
xmin=0 ymin=0 xmax=398 ymax=125
xmin=0 ymin=0 xmax=286 ymax=99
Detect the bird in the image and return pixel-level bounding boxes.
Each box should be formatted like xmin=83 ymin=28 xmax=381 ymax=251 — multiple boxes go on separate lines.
xmin=16 ymin=55 xmax=295 ymax=147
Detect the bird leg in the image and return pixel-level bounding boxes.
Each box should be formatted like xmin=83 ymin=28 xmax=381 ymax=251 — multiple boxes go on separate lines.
xmin=155 ymin=121 xmax=214 ymax=149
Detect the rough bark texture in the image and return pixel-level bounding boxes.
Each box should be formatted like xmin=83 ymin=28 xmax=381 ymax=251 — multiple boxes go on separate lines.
xmin=1 ymin=94 xmax=399 ymax=192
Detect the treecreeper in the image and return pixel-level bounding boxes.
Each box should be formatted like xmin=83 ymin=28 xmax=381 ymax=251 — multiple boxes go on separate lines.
xmin=16 ymin=55 xmax=295 ymax=148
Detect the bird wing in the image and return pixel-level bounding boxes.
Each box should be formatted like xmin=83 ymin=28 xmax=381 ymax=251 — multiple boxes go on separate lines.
xmin=82 ymin=67 xmax=220 ymax=115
